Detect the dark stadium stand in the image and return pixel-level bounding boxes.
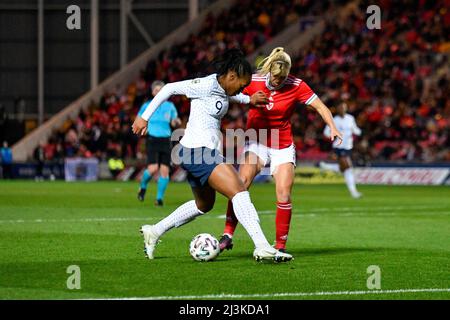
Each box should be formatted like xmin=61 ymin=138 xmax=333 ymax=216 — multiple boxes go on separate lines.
xmin=288 ymin=0 xmax=449 ymax=164
xmin=30 ymin=0 xmax=329 ymax=165
xmin=21 ymin=0 xmax=450 ymax=169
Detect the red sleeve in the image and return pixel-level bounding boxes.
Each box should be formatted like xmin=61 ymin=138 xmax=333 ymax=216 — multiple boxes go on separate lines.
xmin=242 ymin=83 xmax=254 ymax=96
xmin=297 ymin=81 xmax=318 ymax=105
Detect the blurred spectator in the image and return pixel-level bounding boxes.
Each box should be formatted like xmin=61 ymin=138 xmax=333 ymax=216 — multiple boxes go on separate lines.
xmin=36 ymin=0 xmax=448 ymax=164
xmin=38 ymin=0 xmax=323 ymax=163
xmin=285 ymin=0 xmax=450 ymax=163
xmin=34 ymin=142 xmax=46 ymax=181
xmin=0 ymin=141 xmax=13 ymax=179
xmin=108 ymin=149 xmax=125 ymax=179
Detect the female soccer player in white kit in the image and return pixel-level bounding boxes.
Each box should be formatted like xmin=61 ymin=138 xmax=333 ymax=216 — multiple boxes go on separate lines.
xmin=321 ymin=102 xmax=362 ymax=198
xmin=132 ymin=49 xmax=293 ymax=262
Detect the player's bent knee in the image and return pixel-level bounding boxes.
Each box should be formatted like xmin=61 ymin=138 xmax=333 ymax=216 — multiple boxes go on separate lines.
xmin=197 ymin=205 xmax=213 ymax=213
xmin=160 ymin=165 xmax=170 ymax=176
xmin=228 ymin=185 xmax=247 ymax=200
xmin=195 ymin=202 xmax=214 ymax=213
xmin=276 ymin=191 xmax=291 ymax=203
xmin=148 ymin=165 xmax=158 ymax=174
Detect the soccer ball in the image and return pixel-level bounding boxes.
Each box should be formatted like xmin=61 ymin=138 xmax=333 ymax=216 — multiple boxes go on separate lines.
xmin=189 ymin=233 xmax=220 ymax=262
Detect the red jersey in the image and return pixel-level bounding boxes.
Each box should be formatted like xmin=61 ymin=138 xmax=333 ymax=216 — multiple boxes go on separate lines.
xmin=243 ymin=74 xmax=318 ymax=149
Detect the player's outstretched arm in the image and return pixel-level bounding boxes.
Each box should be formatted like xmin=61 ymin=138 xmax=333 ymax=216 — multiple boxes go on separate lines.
xmin=309 ymin=98 xmax=343 ymax=145
xmin=132 ymin=79 xmax=201 ymax=136
xmin=230 ymin=91 xmax=268 ymax=107
xmin=133 ymin=84 xmax=175 ymax=136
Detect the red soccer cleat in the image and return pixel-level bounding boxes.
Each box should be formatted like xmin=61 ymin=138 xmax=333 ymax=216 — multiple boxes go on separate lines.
xmin=219 ymin=234 xmax=234 ymax=252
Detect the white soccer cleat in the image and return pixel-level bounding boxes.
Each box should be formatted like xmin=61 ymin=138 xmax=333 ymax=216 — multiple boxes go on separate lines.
xmin=318 ymin=161 xmax=327 ymax=172
xmin=273 ymin=250 xmax=293 ymax=263
xmin=140 ymin=225 xmax=160 ymax=260
xmin=351 ymin=191 xmax=363 ymax=199
xmin=253 ymin=246 xmax=293 ymax=263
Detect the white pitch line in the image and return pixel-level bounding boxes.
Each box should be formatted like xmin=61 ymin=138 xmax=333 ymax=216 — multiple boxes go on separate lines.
xmin=1 ymin=205 xmax=449 ymax=224
xmin=92 ymin=288 xmax=450 ymax=300
xmin=253 ymin=205 xmax=449 ymax=215
xmin=0 ymin=217 xmax=155 ymax=224
xmin=226 ymin=209 xmax=449 ymax=219
xmin=0 ymin=204 xmax=448 ymax=224
xmin=278 ymin=205 xmax=448 ymax=213
xmin=216 ymin=212 xmax=318 ymax=219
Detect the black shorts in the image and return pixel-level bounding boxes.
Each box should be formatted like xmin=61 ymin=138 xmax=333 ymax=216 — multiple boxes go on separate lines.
xmin=333 ymin=148 xmax=352 ymax=158
xmin=178 ymin=146 xmax=224 ymax=188
xmin=146 ymin=136 xmax=171 ymax=166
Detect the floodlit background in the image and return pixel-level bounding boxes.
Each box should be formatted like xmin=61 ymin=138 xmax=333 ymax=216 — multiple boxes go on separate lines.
xmin=0 ymin=0 xmax=449 ymax=300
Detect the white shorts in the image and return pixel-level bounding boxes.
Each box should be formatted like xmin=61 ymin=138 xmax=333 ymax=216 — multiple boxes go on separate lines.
xmin=243 ymin=141 xmax=296 ymax=175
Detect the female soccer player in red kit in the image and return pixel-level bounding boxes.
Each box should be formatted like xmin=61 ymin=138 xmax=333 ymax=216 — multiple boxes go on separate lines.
xmin=220 ymin=47 xmax=343 ymax=253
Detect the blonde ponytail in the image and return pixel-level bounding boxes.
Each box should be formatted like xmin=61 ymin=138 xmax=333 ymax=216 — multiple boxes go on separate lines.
xmin=257 ymin=47 xmax=292 ymax=77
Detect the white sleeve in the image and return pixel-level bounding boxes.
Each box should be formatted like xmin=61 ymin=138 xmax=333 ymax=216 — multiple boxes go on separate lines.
xmin=323 ymin=125 xmax=331 ymax=137
xmin=352 ymin=117 xmax=362 ymax=136
xmin=229 ymin=93 xmax=250 ymax=104
xmin=140 ymin=79 xmax=203 ymax=121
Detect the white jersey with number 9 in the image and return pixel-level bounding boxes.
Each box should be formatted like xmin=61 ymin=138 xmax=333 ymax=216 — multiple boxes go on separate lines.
xmin=140 ymin=73 xmax=250 ymax=151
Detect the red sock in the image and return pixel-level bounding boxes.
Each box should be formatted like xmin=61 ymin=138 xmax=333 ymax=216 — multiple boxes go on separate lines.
xmin=223 ymin=200 xmax=239 ymax=237
xmin=275 ymin=201 xmax=292 ymax=250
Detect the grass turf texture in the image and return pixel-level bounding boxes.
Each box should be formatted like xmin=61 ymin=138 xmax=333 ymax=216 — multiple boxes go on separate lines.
xmin=0 ymin=181 xmax=449 ymax=300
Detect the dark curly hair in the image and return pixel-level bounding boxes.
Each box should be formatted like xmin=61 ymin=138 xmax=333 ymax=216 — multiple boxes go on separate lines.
xmin=212 ymin=49 xmax=252 ymax=78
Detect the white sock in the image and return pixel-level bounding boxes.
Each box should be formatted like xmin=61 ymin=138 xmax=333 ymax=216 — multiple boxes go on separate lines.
xmin=344 ymin=168 xmax=358 ymax=195
xmin=153 ymin=200 xmax=203 ymax=237
xmin=231 ymin=191 xmax=271 ymax=249
xmin=321 ymin=162 xmax=340 ymax=173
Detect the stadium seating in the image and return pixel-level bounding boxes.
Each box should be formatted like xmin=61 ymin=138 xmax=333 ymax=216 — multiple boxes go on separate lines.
xmin=33 ymin=0 xmax=449 ymax=166
xmin=34 ymin=0 xmax=325 ymax=164
xmin=289 ymin=0 xmax=449 ymax=163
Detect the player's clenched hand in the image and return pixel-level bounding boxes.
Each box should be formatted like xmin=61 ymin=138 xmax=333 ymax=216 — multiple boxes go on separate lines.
xmin=250 ymin=91 xmax=269 ymax=107
xmin=132 ymin=116 xmax=148 ymax=136
xmin=330 ymin=127 xmax=343 ymax=146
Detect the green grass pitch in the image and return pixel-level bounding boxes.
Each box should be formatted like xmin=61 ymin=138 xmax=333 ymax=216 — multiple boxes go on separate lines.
xmin=0 ymin=181 xmax=449 ymax=300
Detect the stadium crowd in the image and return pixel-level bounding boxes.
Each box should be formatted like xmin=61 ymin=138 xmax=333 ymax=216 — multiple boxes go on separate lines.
xmin=36 ymin=0 xmax=322 ymax=164
xmin=290 ymin=0 xmax=450 ymax=164
xmin=37 ymin=0 xmax=449 ymax=167
xmin=226 ymin=0 xmax=450 ymax=164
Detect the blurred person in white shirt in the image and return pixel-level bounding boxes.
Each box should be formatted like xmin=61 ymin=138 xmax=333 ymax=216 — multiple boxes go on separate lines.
xmin=321 ymin=102 xmax=362 ymax=198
